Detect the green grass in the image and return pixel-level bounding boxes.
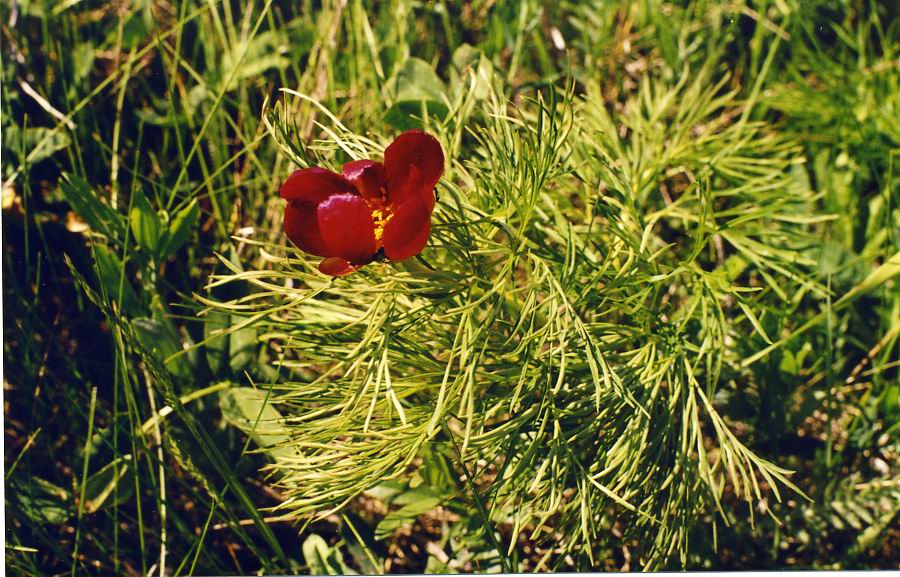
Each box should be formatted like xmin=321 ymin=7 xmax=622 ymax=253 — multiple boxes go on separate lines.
xmin=3 ymin=0 xmax=898 ymax=574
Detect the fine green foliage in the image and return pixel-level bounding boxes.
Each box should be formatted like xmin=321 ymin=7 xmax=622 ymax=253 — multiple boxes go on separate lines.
xmin=206 ymin=61 xmax=815 ymax=569
xmin=3 ymin=0 xmax=898 ymax=574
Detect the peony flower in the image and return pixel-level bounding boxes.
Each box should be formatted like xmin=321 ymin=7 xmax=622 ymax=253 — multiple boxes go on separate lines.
xmin=280 ymin=130 xmax=444 ymax=276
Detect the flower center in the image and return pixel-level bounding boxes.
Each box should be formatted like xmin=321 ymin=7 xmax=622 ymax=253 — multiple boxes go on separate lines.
xmin=370 ymin=207 xmax=393 ymax=245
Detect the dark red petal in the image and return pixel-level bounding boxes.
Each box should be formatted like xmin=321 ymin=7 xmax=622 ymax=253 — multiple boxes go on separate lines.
xmin=280 ymin=167 xmax=357 ymax=204
xmin=382 ymin=195 xmax=431 ymax=262
xmin=384 ymin=130 xmax=444 ymax=205
xmin=318 ymin=257 xmax=358 ymax=276
xmin=284 ymin=201 xmax=331 ymax=257
xmin=342 ymin=160 xmax=388 ymax=202
xmin=317 ymin=193 xmax=377 ymax=264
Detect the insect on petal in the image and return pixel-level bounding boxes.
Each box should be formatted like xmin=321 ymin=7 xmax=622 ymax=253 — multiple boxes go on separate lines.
xmin=317 ymin=193 xmax=377 ymax=265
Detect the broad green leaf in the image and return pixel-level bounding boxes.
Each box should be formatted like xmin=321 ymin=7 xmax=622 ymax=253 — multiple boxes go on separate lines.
xmin=133 ymin=317 xmax=193 ymax=381
xmin=385 ymin=57 xmax=448 ymax=130
xmin=385 ymin=100 xmax=450 ymax=131
xmin=301 ymin=534 xmax=348 ymax=576
xmin=778 ymin=350 xmax=798 ymax=376
xmin=151 ymin=293 xmax=198 ymax=373
xmin=393 ymin=57 xmax=446 ymax=102
xmin=363 ymin=480 xmax=406 ymax=505
xmin=204 ymin=309 xmax=231 ymax=375
xmin=375 ymin=494 xmax=444 ymax=540
xmin=59 ymin=173 xmax=124 ymax=239
xmin=219 ymin=387 xmax=295 ymax=460
xmin=449 ymin=44 xmax=493 ymax=100
xmin=168 ymin=319 xmax=199 ymax=381
xmin=159 ymin=198 xmax=199 ymax=260
xmin=72 ymin=42 xmax=95 ymax=81
xmin=93 ymin=244 xmax=139 ymax=312
xmin=229 ymin=314 xmax=257 ymax=373
xmin=21 ymin=498 xmax=70 ymax=525
xmin=202 ymin=307 xmax=256 ymax=375
xmin=129 ymin=190 xmax=164 ymax=256
xmin=33 ymin=476 xmax=70 ymax=501
xmin=204 ymin=249 xmax=256 ymax=375
xmin=9 ymin=477 xmax=71 ymax=525
xmin=391 ymin=486 xmax=448 ymax=507
xmin=82 ymin=455 xmax=135 ymax=513
xmin=4 ymin=126 xmax=71 ymax=165
xmin=452 ymin=43 xmax=481 ymax=74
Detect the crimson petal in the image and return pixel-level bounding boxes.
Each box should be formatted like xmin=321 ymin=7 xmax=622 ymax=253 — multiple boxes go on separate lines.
xmin=342 ymin=160 xmax=388 ymax=203
xmin=317 ymin=193 xmax=377 ymax=264
xmin=284 ymin=201 xmax=330 ymax=257
xmin=382 ymin=195 xmax=431 ymax=262
xmin=384 ymin=130 xmax=444 ymax=206
xmin=280 ymin=167 xmax=357 ymax=204
xmin=318 ymin=257 xmax=357 ymax=276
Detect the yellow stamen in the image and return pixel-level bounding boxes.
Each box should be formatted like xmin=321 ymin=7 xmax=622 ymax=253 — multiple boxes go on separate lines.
xmin=371 ymin=208 xmax=393 ymax=244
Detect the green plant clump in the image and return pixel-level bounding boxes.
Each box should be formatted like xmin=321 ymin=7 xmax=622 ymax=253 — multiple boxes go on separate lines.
xmin=3 ymin=0 xmax=898 ymax=573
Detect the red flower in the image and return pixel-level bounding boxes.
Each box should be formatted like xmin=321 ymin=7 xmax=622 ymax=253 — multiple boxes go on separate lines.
xmin=280 ymin=130 xmax=444 ymax=276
